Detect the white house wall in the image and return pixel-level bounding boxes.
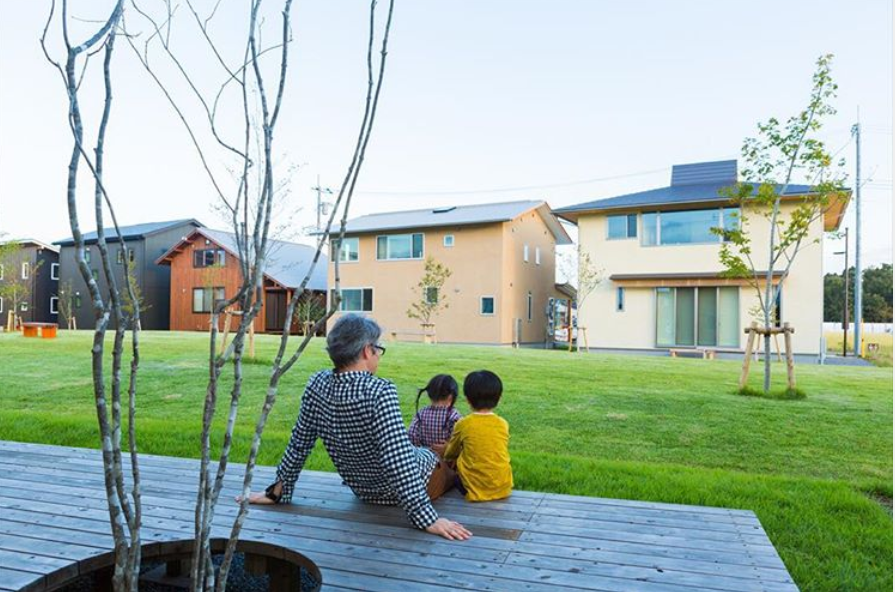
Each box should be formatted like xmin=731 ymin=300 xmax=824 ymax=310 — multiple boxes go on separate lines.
xmin=577 ymin=203 xmax=824 ymax=355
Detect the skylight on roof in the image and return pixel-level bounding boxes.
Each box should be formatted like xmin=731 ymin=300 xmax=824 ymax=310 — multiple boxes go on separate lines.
xmin=432 ymin=206 xmax=456 ymax=214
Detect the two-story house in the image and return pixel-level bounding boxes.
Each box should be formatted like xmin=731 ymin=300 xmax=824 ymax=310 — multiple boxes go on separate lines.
xmin=0 ymin=239 xmax=59 ymax=329
xmin=554 ymin=160 xmax=849 ymax=357
xmin=55 ymin=219 xmax=203 ymax=330
xmin=328 ymin=200 xmax=572 ymax=345
xmin=157 ymin=228 xmax=328 ymax=333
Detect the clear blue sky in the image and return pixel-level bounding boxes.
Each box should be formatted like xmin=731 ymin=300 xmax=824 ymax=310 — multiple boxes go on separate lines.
xmin=1 ymin=1 xmax=891 ymax=273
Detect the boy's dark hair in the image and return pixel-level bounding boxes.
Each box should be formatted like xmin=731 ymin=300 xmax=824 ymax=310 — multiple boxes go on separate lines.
xmin=463 ymin=370 xmax=503 ymax=410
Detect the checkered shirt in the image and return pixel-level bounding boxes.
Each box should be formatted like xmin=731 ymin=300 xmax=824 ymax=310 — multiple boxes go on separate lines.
xmin=408 ymin=406 xmax=462 ymax=448
xmin=273 ymin=370 xmax=439 ymax=529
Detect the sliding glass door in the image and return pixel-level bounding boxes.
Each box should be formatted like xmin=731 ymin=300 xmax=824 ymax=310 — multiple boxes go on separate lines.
xmin=656 ymin=288 xmax=675 ymax=347
xmin=656 ymin=286 xmax=739 ymax=348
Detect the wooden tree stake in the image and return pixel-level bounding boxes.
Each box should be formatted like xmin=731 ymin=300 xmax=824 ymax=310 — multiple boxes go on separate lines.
xmin=740 ymin=322 xmax=758 ymax=389
xmin=783 ymin=322 xmax=796 ymax=390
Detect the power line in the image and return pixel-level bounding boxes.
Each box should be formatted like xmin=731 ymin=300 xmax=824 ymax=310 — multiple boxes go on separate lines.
xmin=356 ymin=166 xmax=672 ymax=196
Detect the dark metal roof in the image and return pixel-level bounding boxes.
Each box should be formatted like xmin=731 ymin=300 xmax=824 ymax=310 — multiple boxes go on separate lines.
xmin=553 ymin=160 xmax=818 ymax=221
xmin=54 ymin=219 xmax=203 ymax=247
xmin=555 ymin=182 xmax=814 ymax=218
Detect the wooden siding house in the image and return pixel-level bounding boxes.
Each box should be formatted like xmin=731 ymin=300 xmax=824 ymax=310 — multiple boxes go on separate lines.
xmin=54 ymin=219 xmax=203 ymax=330
xmin=157 ymin=228 xmax=328 ymax=334
xmin=0 ymin=239 xmax=60 ymax=329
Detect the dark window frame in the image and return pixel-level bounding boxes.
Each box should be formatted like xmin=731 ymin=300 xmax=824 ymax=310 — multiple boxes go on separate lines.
xmin=193 ymin=287 xmax=226 ymax=313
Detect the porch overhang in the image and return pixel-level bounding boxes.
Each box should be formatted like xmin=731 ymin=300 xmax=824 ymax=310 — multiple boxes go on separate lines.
xmin=610 ymin=271 xmax=784 ymax=288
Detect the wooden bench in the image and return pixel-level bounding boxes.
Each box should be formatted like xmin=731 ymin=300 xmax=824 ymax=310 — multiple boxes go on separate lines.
xmin=0 ymin=440 xmax=799 ymax=592
xmin=669 ymin=348 xmax=715 ymax=360
xmin=21 ymin=322 xmax=58 ymax=339
xmin=389 ymin=329 xmax=436 ymax=344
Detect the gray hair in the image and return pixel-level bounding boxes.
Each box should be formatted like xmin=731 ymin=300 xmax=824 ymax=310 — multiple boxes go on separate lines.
xmin=326 ymin=314 xmax=382 ymax=369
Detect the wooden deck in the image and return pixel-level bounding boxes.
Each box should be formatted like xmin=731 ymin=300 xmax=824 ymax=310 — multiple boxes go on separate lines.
xmin=0 ymin=441 xmax=797 ymax=591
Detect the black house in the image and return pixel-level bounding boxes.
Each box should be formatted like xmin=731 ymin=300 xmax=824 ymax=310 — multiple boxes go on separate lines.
xmin=0 ymin=239 xmax=60 ymax=329
xmin=54 ymin=219 xmax=202 ymax=330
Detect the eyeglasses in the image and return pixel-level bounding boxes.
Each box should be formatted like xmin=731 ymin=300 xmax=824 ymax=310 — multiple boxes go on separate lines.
xmin=371 ymin=343 xmax=387 ymax=357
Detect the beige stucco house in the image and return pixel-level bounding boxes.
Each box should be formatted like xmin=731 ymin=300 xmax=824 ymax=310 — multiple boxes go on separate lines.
xmin=327 ymin=200 xmax=572 ymax=345
xmin=554 ymin=160 xmax=849 ymax=357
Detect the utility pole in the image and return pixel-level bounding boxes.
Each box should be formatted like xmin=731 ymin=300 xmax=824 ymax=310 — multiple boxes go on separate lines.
xmin=851 ymin=115 xmax=863 ymax=357
xmin=311 ymin=174 xmax=333 ymax=234
xmin=841 ymin=228 xmax=849 ymax=357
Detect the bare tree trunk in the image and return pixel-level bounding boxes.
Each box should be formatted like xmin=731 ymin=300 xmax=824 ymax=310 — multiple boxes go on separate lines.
xmin=42 ymin=2 xmax=143 ymax=590
xmin=220 ymin=1 xmax=396 ymax=588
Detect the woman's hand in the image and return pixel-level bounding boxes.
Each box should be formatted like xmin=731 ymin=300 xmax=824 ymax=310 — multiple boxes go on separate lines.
xmin=425 ymin=517 xmax=472 ymax=541
xmin=235 ymin=482 xmax=282 ymax=505
xmin=235 ymin=491 xmax=277 ymax=505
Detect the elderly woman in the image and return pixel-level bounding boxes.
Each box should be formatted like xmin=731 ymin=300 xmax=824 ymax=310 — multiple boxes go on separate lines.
xmin=242 ymin=314 xmax=471 ymax=541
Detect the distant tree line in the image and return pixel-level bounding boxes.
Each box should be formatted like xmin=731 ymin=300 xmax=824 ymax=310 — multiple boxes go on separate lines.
xmin=823 ymin=263 xmax=893 ymax=323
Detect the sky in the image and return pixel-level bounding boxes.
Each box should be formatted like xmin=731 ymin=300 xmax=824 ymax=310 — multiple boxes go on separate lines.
xmin=0 ymin=1 xmax=892 ymax=278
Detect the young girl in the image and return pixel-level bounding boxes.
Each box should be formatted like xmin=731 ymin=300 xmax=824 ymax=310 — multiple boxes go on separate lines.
xmin=443 ymin=370 xmax=513 ymax=502
xmin=408 ymin=374 xmax=462 ymax=455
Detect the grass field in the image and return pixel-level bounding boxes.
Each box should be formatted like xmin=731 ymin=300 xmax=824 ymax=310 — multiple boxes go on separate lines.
xmin=826 ymin=331 xmax=893 ymax=367
xmin=0 ymin=330 xmax=891 ymax=591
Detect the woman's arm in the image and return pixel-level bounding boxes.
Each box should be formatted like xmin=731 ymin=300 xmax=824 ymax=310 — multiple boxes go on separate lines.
xmin=271 ymin=374 xmax=323 ymax=503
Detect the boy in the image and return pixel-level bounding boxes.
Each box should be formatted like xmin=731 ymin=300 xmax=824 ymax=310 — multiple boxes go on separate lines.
xmin=443 ymin=370 xmax=513 ymax=501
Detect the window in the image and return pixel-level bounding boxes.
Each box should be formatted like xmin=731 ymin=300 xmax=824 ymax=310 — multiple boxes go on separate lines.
xmin=334 ymin=237 xmax=359 ymax=262
xmin=656 ymin=286 xmax=739 ymax=348
xmin=425 ymin=287 xmax=438 ymax=305
xmin=527 ymin=292 xmax=533 ymax=322
xmin=443 ymin=235 xmax=455 ymax=248
xmin=116 ymin=248 xmax=136 ymax=264
xmin=376 ymin=234 xmax=423 ymax=260
xmin=21 ymin=262 xmax=29 ymax=279
xmin=616 ymin=287 xmax=625 ymax=312
xmin=51 ymin=263 xmax=59 ymax=280
xmin=20 ymin=302 xmax=29 ymax=312
xmin=84 ymin=248 xmax=91 ymax=264
xmin=0 ymin=264 xmax=5 ymax=279
xmin=607 ymin=214 xmax=638 ymax=239
xmin=91 ymin=269 xmax=99 ymax=281
xmin=0 ymin=297 xmax=4 ymax=313
xmin=523 ymin=244 xmax=529 ymax=262
xmin=192 ymin=287 xmax=226 ymax=313
xmin=75 ymin=293 xmax=82 ymax=309
xmin=332 ymin=288 xmax=373 ymax=312
xmin=480 ymin=296 xmax=495 ymax=316
xmin=50 ymin=297 xmax=59 ymax=314
xmin=535 ymin=247 xmax=541 ymax=265
xmin=193 ymin=249 xmax=226 ymax=268
xmin=642 ymin=208 xmax=740 ymax=246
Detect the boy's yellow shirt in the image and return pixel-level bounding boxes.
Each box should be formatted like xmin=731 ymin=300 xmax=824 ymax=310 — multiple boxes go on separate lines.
xmin=443 ymin=412 xmax=513 ymax=502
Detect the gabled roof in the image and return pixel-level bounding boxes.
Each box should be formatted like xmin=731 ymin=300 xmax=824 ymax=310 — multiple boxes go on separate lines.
xmin=0 ymin=239 xmax=59 ymax=253
xmin=553 ymin=159 xmax=848 ymax=231
xmin=156 ymin=228 xmax=328 ymax=291
xmin=54 ymin=219 xmax=203 ymax=247
xmin=340 ymin=200 xmax=573 ymax=245
xmin=555 ymin=182 xmax=814 ymax=216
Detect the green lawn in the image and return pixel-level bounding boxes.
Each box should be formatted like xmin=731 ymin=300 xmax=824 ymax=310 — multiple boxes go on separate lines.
xmin=0 ymin=330 xmax=891 ymax=591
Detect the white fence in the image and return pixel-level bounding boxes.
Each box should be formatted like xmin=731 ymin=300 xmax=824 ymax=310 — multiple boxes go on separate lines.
xmin=822 ymin=322 xmax=892 ymax=334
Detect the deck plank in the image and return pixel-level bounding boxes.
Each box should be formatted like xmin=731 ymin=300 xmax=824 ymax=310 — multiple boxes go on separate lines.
xmin=0 ymin=441 xmax=797 ymax=591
